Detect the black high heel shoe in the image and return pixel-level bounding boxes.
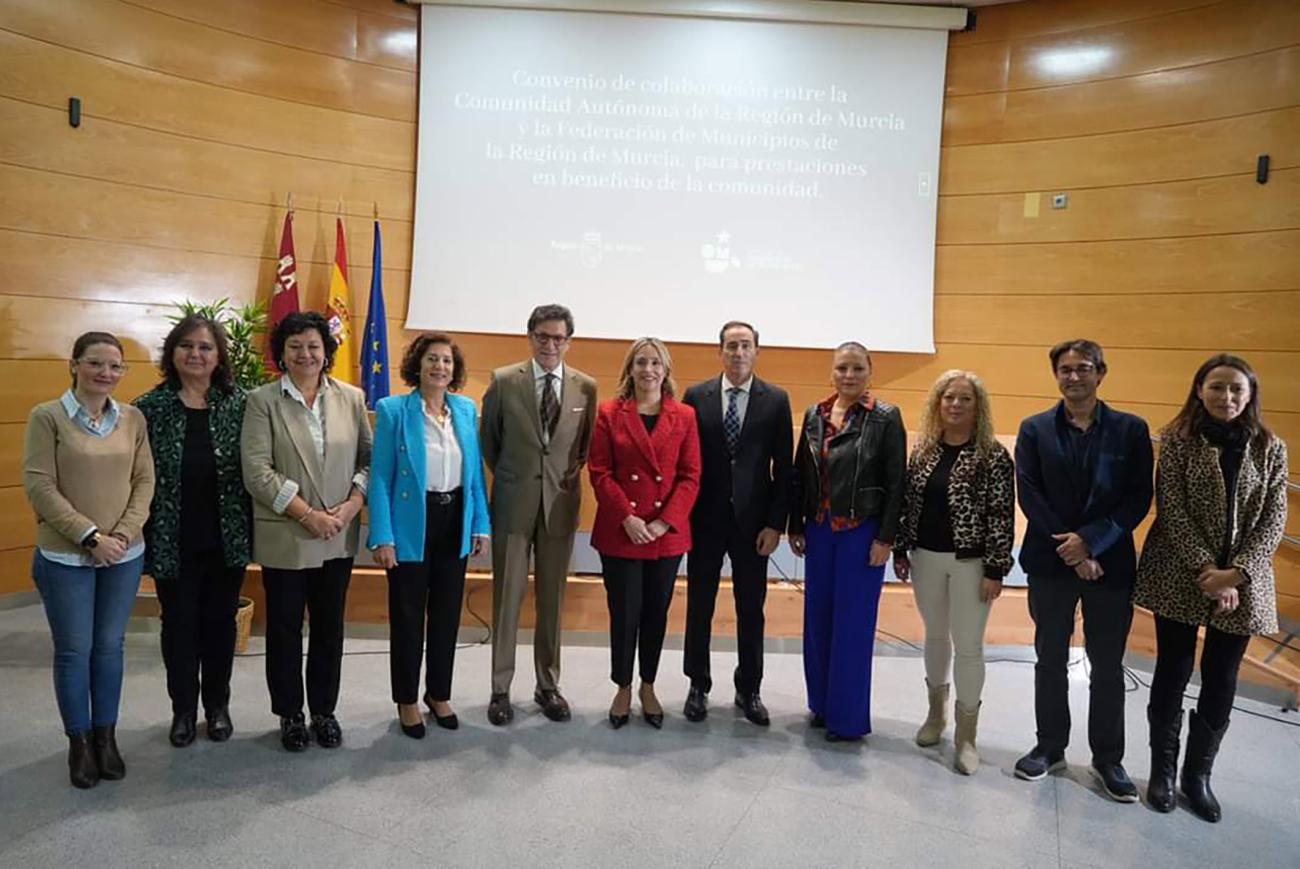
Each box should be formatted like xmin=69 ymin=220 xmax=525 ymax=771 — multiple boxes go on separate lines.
xmin=639 ymin=685 xmax=664 ymax=730
xmin=424 ymin=692 xmax=459 ymax=730
xmin=397 ymin=705 xmax=426 ymax=740
xmin=610 ymin=687 xmax=632 ymax=729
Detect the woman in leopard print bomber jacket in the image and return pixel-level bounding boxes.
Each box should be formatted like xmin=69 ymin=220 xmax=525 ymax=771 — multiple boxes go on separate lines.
xmin=1134 ymin=354 xmax=1289 ymax=824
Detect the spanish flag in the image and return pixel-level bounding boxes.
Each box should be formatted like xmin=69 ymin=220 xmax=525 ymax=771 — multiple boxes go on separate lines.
xmin=326 ymin=217 xmax=356 ymax=384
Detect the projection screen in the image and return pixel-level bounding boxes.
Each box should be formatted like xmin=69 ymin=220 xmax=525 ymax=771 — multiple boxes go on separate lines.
xmin=408 ymin=3 xmax=950 ymax=352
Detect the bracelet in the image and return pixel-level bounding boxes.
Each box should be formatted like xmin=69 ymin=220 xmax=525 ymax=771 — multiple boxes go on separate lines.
xmin=298 ymin=508 xmax=314 ymax=526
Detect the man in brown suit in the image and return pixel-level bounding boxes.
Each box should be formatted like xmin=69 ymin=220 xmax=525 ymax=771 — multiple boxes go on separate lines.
xmin=480 ymin=304 xmax=597 ymax=725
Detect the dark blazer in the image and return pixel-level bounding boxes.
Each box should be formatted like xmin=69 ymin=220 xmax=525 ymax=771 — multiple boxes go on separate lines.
xmin=1015 ymin=400 xmax=1153 ymax=581
xmin=682 ymin=375 xmax=792 ymax=539
xmin=588 ymin=396 xmax=702 ymax=560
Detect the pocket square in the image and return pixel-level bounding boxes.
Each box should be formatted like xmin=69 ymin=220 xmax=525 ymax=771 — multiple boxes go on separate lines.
xmin=571 ymin=407 xmax=584 ymax=412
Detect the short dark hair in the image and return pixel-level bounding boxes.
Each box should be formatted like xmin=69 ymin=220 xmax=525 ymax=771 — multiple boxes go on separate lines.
xmin=1049 ymin=339 xmax=1107 ymax=375
xmin=269 ymin=311 xmax=337 ymax=373
xmin=527 ymin=304 xmax=574 ymax=337
xmin=70 ymin=331 xmax=125 ymax=387
xmin=159 ymin=315 xmax=234 ymax=393
xmin=1166 ymin=353 xmax=1272 ymax=450
xmin=399 ymin=332 xmax=467 ymax=391
xmin=718 ymin=320 xmax=759 ymax=348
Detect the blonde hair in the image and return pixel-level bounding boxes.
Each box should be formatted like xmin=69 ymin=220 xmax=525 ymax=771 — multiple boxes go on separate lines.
xmin=615 ymin=337 xmax=677 ymax=400
xmin=916 ymin=369 xmax=997 ymax=458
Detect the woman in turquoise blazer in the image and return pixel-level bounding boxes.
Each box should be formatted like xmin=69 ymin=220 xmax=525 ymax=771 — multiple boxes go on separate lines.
xmin=368 ymin=333 xmax=490 ymax=738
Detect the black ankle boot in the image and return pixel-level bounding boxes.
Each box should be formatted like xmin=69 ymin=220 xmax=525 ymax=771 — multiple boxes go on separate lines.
xmin=1146 ymin=705 xmax=1182 ymax=813
xmin=68 ymin=732 xmax=100 ymax=789
xmin=1181 ymin=710 xmax=1228 ymax=822
xmin=92 ymin=724 xmax=126 ymax=780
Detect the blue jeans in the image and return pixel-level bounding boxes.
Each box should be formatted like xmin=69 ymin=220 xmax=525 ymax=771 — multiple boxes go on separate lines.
xmin=32 ymin=552 xmax=144 ymax=735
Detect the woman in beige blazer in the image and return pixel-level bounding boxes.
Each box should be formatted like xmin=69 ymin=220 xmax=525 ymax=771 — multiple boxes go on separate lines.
xmin=1135 ymin=354 xmax=1288 ymax=823
xmin=241 ymin=312 xmax=372 ymax=752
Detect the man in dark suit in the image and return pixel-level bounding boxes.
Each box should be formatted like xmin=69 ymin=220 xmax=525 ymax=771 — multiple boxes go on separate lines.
xmin=681 ymin=321 xmax=793 ymax=725
xmin=1012 ymin=339 xmax=1153 ymax=802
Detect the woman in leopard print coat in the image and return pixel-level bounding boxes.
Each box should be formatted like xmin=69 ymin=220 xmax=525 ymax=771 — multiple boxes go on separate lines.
xmin=893 ymin=370 xmax=1015 ymax=775
xmin=1134 ymin=354 xmax=1288 ymax=823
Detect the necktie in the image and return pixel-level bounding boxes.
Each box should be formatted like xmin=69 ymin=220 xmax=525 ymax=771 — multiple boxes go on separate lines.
xmin=724 ymin=387 xmax=741 ymax=455
xmin=541 ymin=373 xmax=559 ymax=439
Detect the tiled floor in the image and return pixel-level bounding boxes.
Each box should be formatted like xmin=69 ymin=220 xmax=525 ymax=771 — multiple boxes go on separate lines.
xmin=0 ymin=602 xmax=1297 ymax=868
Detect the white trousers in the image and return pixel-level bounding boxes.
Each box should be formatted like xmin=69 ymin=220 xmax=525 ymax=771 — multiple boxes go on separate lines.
xmin=909 ymin=548 xmax=993 ymax=708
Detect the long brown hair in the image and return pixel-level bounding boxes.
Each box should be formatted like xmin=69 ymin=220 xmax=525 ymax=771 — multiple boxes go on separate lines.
xmin=1164 ymin=353 xmax=1272 ymax=450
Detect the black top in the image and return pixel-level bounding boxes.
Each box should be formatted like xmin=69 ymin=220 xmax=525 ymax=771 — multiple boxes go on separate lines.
xmin=1203 ymin=419 xmax=1248 ymax=568
xmin=640 ymin=412 xmax=659 ymax=434
xmin=179 ymin=407 xmax=223 ymax=557
xmin=1063 ymin=420 xmax=1099 ymax=507
xmin=916 ymin=441 xmax=965 ymax=553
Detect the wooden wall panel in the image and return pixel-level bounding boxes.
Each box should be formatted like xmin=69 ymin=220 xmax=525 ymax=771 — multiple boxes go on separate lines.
xmin=0 ymin=164 xmax=412 ymax=271
xmin=0 ymin=0 xmax=1296 ymax=620
xmin=0 ymin=32 xmax=414 ymax=170
xmin=940 ymin=107 xmax=1300 ymax=194
xmin=0 ymin=98 xmax=416 ymax=221
xmin=943 ymin=45 xmax=1300 ymax=145
xmin=938 ymin=170 xmax=1300 ymax=244
xmin=0 ymin=547 xmax=34 ymax=596
xmin=948 ymin=0 xmax=1300 ymax=95
xmin=3 ymin=0 xmax=416 ymax=121
xmin=935 ymin=230 xmax=1300 ymax=294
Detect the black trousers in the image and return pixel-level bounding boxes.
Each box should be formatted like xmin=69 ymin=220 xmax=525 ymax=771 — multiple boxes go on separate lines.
xmin=684 ymin=518 xmax=769 ymax=695
xmin=386 ymin=491 xmax=468 ymax=705
xmin=1149 ymin=615 xmax=1249 ymax=729
xmin=1028 ymin=573 xmax=1134 ymax=765
xmin=262 ymin=557 xmax=353 ymax=718
xmin=155 ymin=551 xmax=246 ymax=716
xmin=601 ymin=554 xmax=682 ymax=686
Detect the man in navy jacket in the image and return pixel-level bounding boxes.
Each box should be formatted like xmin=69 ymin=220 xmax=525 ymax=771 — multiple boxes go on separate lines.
xmin=681 ymin=321 xmax=793 ymax=725
xmin=1012 ymin=339 xmax=1153 ymax=803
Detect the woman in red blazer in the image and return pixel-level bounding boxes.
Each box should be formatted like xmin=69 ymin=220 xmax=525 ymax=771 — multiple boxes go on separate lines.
xmin=589 ymin=337 xmax=701 ymax=730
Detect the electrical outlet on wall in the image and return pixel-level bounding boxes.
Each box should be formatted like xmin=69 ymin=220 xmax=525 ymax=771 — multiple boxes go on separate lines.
xmin=1052 ymin=193 xmax=1069 ymax=209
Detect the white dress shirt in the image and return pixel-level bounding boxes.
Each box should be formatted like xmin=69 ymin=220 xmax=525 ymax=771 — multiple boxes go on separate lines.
xmin=423 ymin=403 xmax=463 ymax=492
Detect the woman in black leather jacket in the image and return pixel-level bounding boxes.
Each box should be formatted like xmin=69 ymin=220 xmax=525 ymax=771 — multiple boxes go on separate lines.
xmin=789 ymin=342 xmax=906 ymax=741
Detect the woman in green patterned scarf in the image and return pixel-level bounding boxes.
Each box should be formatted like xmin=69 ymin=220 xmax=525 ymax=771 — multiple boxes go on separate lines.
xmin=135 ymin=314 xmax=252 ymax=748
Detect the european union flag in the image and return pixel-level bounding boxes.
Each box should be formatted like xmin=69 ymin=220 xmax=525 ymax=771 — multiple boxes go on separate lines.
xmin=360 ymin=219 xmax=390 ymax=409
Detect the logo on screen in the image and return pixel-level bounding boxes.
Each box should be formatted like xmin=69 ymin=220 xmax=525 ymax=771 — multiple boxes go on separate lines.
xmin=701 ymin=231 xmax=741 ymax=274
xmin=580 ymin=232 xmax=603 ymax=269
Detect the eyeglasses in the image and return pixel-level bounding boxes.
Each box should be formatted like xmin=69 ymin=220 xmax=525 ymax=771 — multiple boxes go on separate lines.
xmin=530 ymin=332 xmax=569 ymax=347
xmin=79 ymin=359 xmax=129 ymax=376
xmin=1056 ymin=364 xmax=1096 ymax=378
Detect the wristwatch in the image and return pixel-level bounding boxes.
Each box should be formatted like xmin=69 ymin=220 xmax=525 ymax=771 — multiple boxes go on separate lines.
xmin=80 ymin=530 xmax=101 ymax=550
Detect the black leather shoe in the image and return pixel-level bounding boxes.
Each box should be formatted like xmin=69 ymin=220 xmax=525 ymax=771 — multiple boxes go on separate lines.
xmin=280 ymin=713 xmax=310 ymax=752
xmin=609 ymin=711 xmax=630 ymax=729
xmin=534 ymin=689 xmax=572 ymax=722
xmin=488 ymin=693 xmax=514 ymax=726
xmin=683 ymin=687 xmax=708 ymax=723
xmin=825 ymin=730 xmax=861 ymax=743
xmin=423 ymin=692 xmax=459 ymax=730
xmin=205 ymin=707 xmax=234 ymax=743
xmin=310 ymin=714 xmax=343 ymax=748
xmin=810 ymin=713 xmax=826 ymax=729
xmin=1014 ymin=746 xmax=1066 ymax=781
xmin=643 ymin=709 xmax=664 ymax=730
xmin=92 ymin=725 xmax=126 ymax=780
xmin=68 ymin=732 xmax=100 ymax=789
xmin=397 ymin=705 xmax=426 ymax=740
xmin=1092 ymin=762 xmax=1139 ymax=803
xmin=169 ymin=712 xmax=197 ymax=748
xmin=735 ymin=692 xmax=771 ymax=727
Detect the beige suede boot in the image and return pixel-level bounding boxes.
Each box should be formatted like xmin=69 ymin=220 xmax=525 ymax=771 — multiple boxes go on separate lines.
xmin=953 ymin=701 xmax=981 ymax=775
xmin=915 ymin=680 xmax=949 ymax=746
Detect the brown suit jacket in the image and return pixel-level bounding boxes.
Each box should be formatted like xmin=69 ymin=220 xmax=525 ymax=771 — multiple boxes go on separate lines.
xmin=480 ymin=360 xmax=597 ymax=536
xmin=241 ymin=376 xmax=373 ymax=569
